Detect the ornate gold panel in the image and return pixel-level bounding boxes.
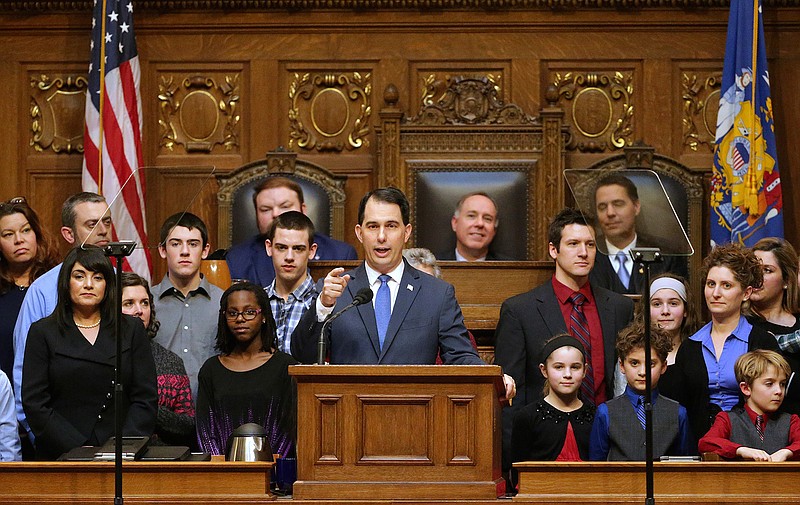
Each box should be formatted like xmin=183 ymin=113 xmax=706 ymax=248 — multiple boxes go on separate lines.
xmin=288 ymin=71 xmax=371 ymax=152
xmin=681 ymin=70 xmax=722 ymax=154
xmin=552 ymin=71 xmax=634 ymax=152
xmin=29 ymin=74 xmax=88 ymax=154
xmin=157 ymin=73 xmax=240 ymax=154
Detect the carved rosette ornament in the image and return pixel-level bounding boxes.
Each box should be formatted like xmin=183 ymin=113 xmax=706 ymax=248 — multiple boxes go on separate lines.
xmin=409 ymin=76 xmax=531 ymax=126
xmin=681 ymin=71 xmax=722 ymax=153
xmin=288 ymin=72 xmax=371 ymax=152
xmin=29 ymin=74 xmax=88 ymax=154
xmin=157 ymin=73 xmax=240 ymax=154
xmin=552 ymin=71 xmax=633 ymax=152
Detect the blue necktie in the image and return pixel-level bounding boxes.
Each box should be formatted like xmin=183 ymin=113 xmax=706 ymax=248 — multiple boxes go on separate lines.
xmin=616 ymin=251 xmax=630 ymax=289
xmin=375 ymin=275 xmax=391 ymax=350
xmin=636 ymin=396 xmax=646 ymax=430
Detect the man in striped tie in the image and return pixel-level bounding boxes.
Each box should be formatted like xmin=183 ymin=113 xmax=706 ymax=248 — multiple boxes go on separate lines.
xmin=495 ymin=207 xmax=634 ymax=471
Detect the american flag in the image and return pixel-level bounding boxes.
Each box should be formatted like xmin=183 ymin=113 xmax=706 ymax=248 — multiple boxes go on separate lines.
xmin=83 ymin=0 xmax=152 ymax=280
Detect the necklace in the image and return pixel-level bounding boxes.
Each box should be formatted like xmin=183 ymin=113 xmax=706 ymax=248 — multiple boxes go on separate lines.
xmin=74 ymin=319 xmax=101 ymax=329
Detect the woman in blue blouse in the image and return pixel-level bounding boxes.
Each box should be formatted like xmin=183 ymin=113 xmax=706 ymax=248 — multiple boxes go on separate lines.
xmin=661 ymin=242 xmax=780 ymax=448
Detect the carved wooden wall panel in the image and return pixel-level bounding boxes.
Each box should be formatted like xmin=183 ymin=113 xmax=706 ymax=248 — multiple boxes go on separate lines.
xmin=156 ymin=68 xmax=244 ymax=155
xmin=546 ymin=63 xmax=639 ymax=154
xmin=285 ymin=67 xmax=373 ymax=153
xmin=29 ymin=72 xmax=87 ymax=155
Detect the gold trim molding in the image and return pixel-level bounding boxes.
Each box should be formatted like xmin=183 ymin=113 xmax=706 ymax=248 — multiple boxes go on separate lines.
xmin=4 ymin=0 xmax=800 ymax=11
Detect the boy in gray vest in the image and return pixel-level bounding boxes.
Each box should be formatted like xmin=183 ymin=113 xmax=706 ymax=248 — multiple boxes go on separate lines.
xmin=699 ymin=350 xmax=800 ymax=460
xmin=589 ymin=321 xmax=691 ymax=460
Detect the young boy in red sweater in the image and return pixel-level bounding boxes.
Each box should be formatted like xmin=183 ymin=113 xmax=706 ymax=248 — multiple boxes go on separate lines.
xmin=699 ymin=350 xmax=800 ymax=461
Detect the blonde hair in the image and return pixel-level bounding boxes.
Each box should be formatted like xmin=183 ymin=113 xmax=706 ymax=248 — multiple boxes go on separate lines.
xmin=734 ymin=350 xmax=791 ymax=386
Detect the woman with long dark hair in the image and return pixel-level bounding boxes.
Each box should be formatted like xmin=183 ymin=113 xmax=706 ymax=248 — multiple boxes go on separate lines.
xmin=196 ymin=281 xmax=297 ymax=457
xmin=22 ymin=246 xmax=156 ymax=460
xmin=0 ymin=197 xmax=58 ymax=382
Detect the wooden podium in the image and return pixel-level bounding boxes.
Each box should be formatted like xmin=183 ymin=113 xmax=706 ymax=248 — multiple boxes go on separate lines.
xmin=289 ymin=365 xmax=504 ymax=500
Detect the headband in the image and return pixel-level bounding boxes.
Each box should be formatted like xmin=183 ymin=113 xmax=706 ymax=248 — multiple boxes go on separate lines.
xmin=650 ymin=277 xmax=687 ymax=302
xmin=540 ymin=335 xmax=587 ymax=364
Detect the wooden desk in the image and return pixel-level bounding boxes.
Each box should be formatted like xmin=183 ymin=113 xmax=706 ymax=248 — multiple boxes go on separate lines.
xmin=309 ymin=260 xmax=553 ymax=331
xmin=290 ymin=365 xmax=504 ymax=501
xmin=513 ymin=461 xmax=800 ymax=504
xmin=0 ymin=461 xmax=272 ymax=504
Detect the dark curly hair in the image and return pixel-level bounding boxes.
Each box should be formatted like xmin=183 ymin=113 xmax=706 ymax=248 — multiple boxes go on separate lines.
xmin=701 ymin=242 xmax=763 ymax=316
xmin=215 ymin=282 xmax=277 ymax=354
xmin=616 ymin=320 xmax=673 ymax=364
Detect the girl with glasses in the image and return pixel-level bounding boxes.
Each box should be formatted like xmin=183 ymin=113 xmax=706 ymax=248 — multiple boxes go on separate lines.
xmin=196 ymin=282 xmax=297 ymax=457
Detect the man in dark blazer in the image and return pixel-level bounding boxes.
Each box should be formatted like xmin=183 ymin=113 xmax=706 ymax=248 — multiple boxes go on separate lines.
xmin=226 ymin=176 xmax=357 ymax=287
xmin=291 ymin=188 xmax=516 ymax=396
xmin=494 ymin=208 xmax=634 ymax=470
xmin=589 ymin=173 xmax=688 ymax=295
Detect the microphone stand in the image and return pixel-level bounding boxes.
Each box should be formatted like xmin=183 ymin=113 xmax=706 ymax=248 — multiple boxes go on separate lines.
xmin=103 ymin=241 xmax=137 ymax=505
xmin=631 ymin=247 xmax=661 ymax=505
xmin=317 ymin=289 xmax=373 ymax=365
xmin=317 ymin=314 xmax=334 ymax=365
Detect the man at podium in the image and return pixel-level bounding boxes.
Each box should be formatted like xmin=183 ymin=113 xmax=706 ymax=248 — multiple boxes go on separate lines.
xmin=291 ymin=188 xmax=515 ymax=397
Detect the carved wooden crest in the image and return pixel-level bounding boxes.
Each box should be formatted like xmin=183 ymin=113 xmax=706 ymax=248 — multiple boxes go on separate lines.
xmin=408 ymin=76 xmax=534 ymax=126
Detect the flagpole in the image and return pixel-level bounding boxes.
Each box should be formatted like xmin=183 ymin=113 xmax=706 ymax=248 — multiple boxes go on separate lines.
xmin=97 ymin=0 xmax=108 ymax=195
xmin=745 ymin=0 xmax=759 ymax=219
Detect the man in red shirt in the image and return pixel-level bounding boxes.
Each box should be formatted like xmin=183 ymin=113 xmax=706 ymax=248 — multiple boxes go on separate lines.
xmin=495 ymin=207 xmax=634 ymax=472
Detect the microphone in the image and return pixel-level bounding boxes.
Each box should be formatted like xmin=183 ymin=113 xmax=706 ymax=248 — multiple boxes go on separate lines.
xmin=317 ymin=288 xmax=373 ymax=364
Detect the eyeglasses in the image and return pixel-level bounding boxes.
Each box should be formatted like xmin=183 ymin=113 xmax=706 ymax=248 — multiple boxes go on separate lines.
xmin=222 ymin=308 xmax=262 ymax=321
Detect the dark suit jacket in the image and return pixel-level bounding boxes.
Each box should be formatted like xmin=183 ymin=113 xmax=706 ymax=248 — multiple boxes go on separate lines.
xmin=589 ymin=233 xmax=689 ymax=295
xmin=436 ymin=248 xmax=512 ymax=261
xmin=22 ymin=315 xmax=157 ymax=460
xmin=493 ymin=279 xmax=634 ymax=469
xmin=659 ymin=324 xmax=780 ymax=450
xmin=291 ymin=260 xmax=483 ymax=365
xmin=226 ymin=232 xmax=358 ymax=288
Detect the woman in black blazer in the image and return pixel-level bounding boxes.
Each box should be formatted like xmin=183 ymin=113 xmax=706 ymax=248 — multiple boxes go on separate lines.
xmin=661 ymin=243 xmax=779 ymax=449
xmin=22 ymin=246 xmax=157 ymax=460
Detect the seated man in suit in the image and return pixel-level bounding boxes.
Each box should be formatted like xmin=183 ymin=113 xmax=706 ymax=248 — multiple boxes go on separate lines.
xmin=226 ymin=177 xmax=358 ymax=287
xmin=291 ymin=187 xmax=515 ymax=396
xmin=438 ymin=192 xmax=510 ymax=261
xmin=494 ymin=207 xmax=635 ymax=471
xmin=589 ymin=173 xmax=688 ymax=295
